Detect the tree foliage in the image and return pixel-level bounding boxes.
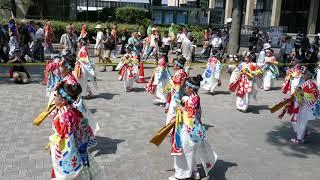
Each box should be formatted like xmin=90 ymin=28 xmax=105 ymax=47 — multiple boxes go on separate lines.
xmin=115 ymin=6 xmax=149 ymax=24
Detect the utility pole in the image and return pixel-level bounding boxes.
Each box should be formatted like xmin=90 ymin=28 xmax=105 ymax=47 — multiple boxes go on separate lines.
xmin=86 ymin=0 xmax=89 ymax=21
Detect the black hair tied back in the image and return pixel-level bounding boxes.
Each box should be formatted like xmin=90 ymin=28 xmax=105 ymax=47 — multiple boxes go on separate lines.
xmin=63 ymin=83 xmax=82 ymax=101
xmin=189 ymin=74 xmax=203 ymax=87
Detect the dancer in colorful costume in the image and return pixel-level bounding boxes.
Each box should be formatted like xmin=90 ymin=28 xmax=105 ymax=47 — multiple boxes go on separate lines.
xmin=59 ymin=55 xmax=98 ymax=147
xmin=261 ymin=49 xmax=279 ymax=91
xmin=116 ymin=53 xmax=139 ymax=92
xmin=280 ymin=68 xmax=319 ymax=144
xmin=146 ymin=57 xmax=171 ymax=104
xmin=169 ymin=75 xmax=217 ymax=180
xmin=229 ymin=52 xmax=262 ymax=112
xmin=164 ymin=56 xmax=188 ymax=124
xmin=201 ymin=56 xmax=222 ymax=95
xmin=50 ymin=82 xmax=105 ymax=179
xmin=46 ymin=54 xmax=64 ymax=105
xmin=74 ymin=37 xmax=98 ymax=98
xmin=281 ymin=59 xmax=302 ymax=95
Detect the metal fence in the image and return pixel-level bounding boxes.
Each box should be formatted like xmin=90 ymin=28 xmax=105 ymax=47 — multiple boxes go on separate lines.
xmin=208 ymin=24 xmax=288 ymax=48
xmin=240 ymin=25 xmax=288 ymax=48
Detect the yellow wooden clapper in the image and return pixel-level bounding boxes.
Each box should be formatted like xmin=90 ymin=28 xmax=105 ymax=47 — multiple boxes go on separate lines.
xmin=150 ymin=119 xmax=175 ymax=146
xmin=33 ymin=102 xmax=57 ymax=126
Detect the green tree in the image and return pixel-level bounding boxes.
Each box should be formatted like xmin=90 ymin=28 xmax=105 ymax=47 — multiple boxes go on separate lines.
xmin=115 ymin=7 xmax=149 ymax=24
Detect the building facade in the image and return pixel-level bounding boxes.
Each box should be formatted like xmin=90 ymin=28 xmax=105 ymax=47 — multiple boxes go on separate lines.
xmin=164 ymin=0 xmax=319 ymax=33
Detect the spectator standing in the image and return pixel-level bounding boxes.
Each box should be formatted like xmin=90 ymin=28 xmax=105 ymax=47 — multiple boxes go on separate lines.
xmin=176 ymin=28 xmax=186 ymax=56
xmin=143 ymin=28 xmax=159 ymax=62
xmin=310 ymin=35 xmax=319 ymax=56
xmin=44 ymin=20 xmax=55 ymax=54
xmin=120 ymin=28 xmax=130 ymax=55
xmin=69 ymin=24 xmax=78 ymax=56
xmin=128 ymin=32 xmax=143 ymax=59
xmin=111 ymin=23 xmax=118 ymax=58
xmin=60 ymin=25 xmax=76 ymax=56
xmin=201 ymin=27 xmax=211 ymax=57
xmin=8 ymin=19 xmax=19 ymax=59
xmin=33 ymin=22 xmax=44 ymax=62
xmin=162 ymin=31 xmax=170 ymax=62
xmin=256 ymin=32 xmax=265 ymax=52
xmin=300 ymin=33 xmax=310 ymax=59
xmin=248 ymin=32 xmax=258 ymax=52
xmin=211 ymin=31 xmax=221 ymax=57
xmin=220 ymin=30 xmax=229 ymax=58
xmin=93 ymin=24 xmax=104 ymax=63
xmin=101 ymin=27 xmax=115 ymax=72
xmin=294 ymin=31 xmax=303 ymax=55
xmin=280 ymin=36 xmax=293 ymax=65
xmin=181 ymin=32 xmax=193 ymax=62
xmin=147 ymin=24 xmax=152 ymax=36
xmin=0 ymin=24 xmax=8 ymax=62
xmin=168 ymin=23 xmax=175 ymax=50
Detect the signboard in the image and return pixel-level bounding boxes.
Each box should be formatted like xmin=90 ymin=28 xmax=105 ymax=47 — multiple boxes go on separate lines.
xmin=269 ymin=27 xmax=286 ymax=48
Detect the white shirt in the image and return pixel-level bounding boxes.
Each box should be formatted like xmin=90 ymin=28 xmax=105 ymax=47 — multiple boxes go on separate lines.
xmin=177 ymin=33 xmax=186 ymax=43
xmin=95 ymin=31 xmax=104 ymax=49
xmin=211 ymin=36 xmax=221 ymax=47
xmin=162 ymin=37 xmax=170 ymax=46
xmin=35 ymin=28 xmax=44 ymax=40
xmin=181 ymin=38 xmax=193 ymax=61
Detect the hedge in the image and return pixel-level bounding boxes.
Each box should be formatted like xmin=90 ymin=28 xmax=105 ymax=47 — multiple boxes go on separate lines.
xmin=0 ymin=19 xmax=205 ymax=44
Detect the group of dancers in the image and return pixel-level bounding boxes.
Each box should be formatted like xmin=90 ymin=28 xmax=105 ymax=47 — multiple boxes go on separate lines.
xmin=37 ymin=33 xmax=320 ymax=179
xmin=39 ymin=35 xmax=106 ymax=179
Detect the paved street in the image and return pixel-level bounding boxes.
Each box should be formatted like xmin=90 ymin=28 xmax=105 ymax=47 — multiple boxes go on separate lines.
xmin=0 ymin=63 xmax=320 ymax=180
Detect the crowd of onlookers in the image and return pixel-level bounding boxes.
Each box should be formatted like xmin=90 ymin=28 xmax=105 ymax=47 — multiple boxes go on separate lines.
xmin=0 ymin=18 xmax=319 ymax=80
xmin=249 ymin=30 xmax=320 ymax=66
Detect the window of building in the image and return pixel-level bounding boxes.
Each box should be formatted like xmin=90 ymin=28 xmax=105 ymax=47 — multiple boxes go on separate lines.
xmin=215 ymin=0 xmax=224 ymax=8
xmin=153 ymin=10 xmax=163 ymax=24
xmin=164 ymin=11 xmax=174 ymax=24
xmin=177 ymin=11 xmax=187 ymax=25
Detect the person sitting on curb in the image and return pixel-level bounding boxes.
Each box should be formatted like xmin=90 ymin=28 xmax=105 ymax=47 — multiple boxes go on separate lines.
xmin=8 ymin=49 xmax=30 ymax=84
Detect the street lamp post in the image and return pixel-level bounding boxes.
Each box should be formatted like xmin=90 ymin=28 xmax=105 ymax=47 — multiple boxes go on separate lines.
xmin=86 ymin=0 xmax=89 ymax=21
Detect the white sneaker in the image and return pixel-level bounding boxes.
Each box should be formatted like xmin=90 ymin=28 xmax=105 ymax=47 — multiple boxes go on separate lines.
xmin=168 ymin=175 xmax=177 ymax=180
xmin=192 ymin=171 xmax=201 ymax=179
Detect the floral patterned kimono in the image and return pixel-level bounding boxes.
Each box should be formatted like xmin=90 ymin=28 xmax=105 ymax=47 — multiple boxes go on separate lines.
xmin=74 ymin=46 xmax=98 ymax=97
xmin=229 ymin=62 xmax=262 ymax=111
xmin=201 ymin=57 xmax=222 ymax=93
xmin=46 ymin=57 xmax=62 ymax=105
xmin=261 ymin=56 xmax=279 ymax=90
xmin=281 ymin=64 xmax=302 ymax=95
xmin=164 ymin=69 xmax=188 ymax=124
xmin=50 ymin=105 xmax=105 ymax=179
xmin=171 ymin=94 xmax=217 ymax=179
xmin=291 ymin=79 xmax=319 ymax=141
xmin=145 ymin=59 xmax=171 ymax=103
xmin=116 ymin=54 xmax=139 ymax=91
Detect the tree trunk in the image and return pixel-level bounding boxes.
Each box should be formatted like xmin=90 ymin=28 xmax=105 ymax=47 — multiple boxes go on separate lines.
xmin=39 ymin=0 xmax=47 ymax=19
xmin=227 ymin=0 xmax=244 ymax=55
xmin=11 ymin=0 xmax=16 ymax=18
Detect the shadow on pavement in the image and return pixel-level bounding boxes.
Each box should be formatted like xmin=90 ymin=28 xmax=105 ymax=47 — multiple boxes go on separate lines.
xmin=133 ymin=87 xmax=146 ymax=92
xmin=90 ymin=136 xmax=125 ymax=157
xmin=247 ymin=105 xmax=270 ymax=114
xmin=204 ymin=160 xmax=238 ymax=180
xmin=89 ymin=109 xmax=97 ymax=114
xmin=91 ymin=93 xmax=119 ymax=100
xmin=214 ymin=91 xmax=231 ymax=95
xmin=270 ymin=86 xmax=282 ymax=91
xmin=266 ymin=121 xmax=320 ymax=158
xmin=203 ymin=123 xmax=215 ymax=130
